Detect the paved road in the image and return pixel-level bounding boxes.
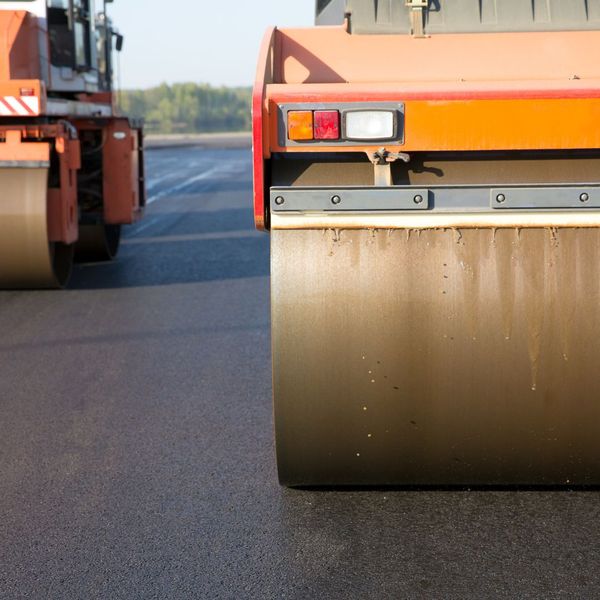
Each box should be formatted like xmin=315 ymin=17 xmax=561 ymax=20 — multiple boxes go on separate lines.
xmin=1 ymin=146 xmax=599 ymax=599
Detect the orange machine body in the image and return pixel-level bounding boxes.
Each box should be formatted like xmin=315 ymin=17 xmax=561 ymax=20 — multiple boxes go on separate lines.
xmin=0 ymin=8 xmax=144 ymax=244
xmin=253 ymin=25 xmax=600 ymax=229
xmin=0 ymin=10 xmax=41 ymax=81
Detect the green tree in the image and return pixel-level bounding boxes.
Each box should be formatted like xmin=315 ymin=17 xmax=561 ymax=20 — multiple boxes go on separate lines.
xmin=119 ymin=83 xmax=252 ymax=134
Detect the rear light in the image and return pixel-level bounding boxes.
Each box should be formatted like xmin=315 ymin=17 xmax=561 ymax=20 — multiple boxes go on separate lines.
xmin=19 ymin=88 xmax=35 ymax=97
xmin=288 ymin=111 xmax=314 ymax=140
xmin=314 ymin=110 xmax=339 ymax=140
xmin=284 ymin=104 xmax=402 ymax=144
xmin=344 ymin=110 xmax=395 ymax=140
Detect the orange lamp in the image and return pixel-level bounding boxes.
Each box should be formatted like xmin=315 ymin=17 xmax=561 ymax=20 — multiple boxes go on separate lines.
xmin=288 ymin=111 xmax=314 ymax=140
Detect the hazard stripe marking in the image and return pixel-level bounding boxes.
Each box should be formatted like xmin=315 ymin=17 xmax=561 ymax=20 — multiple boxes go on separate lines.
xmin=0 ymin=96 xmax=39 ymax=116
xmin=0 ymin=98 xmax=12 ymax=116
xmin=20 ymin=96 xmax=39 ymax=114
xmin=4 ymin=96 xmax=29 ymax=116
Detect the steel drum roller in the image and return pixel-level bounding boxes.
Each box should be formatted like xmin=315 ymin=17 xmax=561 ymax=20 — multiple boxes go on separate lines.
xmin=0 ymin=169 xmax=72 ymax=289
xmin=75 ymin=224 xmax=121 ymax=263
xmin=272 ymin=227 xmax=600 ymax=486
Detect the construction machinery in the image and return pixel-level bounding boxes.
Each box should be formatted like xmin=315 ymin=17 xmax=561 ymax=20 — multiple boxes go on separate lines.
xmin=253 ymin=0 xmax=600 ymax=486
xmin=0 ymin=0 xmax=144 ymax=288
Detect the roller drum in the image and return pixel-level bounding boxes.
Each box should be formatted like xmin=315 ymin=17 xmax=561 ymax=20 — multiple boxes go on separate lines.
xmin=0 ymin=169 xmax=73 ymax=289
xmin=272 ymin=227 xmax=600 ymax=486
xmin=75 ymin=224 xmax=121 ymax=263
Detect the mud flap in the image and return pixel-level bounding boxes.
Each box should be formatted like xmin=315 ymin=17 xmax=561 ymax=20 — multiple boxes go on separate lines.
xmin=272 ymin=228 xmax=600 ymax=486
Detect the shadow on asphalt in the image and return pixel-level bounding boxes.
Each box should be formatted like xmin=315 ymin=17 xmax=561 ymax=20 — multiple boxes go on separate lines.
xmin=70 ymin=234 xmax=269 ymax=289
xmin=0 ymin=321 xmax=269 ymax=352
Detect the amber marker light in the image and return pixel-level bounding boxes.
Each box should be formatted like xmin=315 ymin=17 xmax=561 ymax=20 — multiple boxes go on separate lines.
xmin=288 ymin=111 xmax=314 ymax=140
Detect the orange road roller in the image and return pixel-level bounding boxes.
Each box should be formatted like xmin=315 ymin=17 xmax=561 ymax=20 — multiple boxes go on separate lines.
xmin=0 ymin=0 xmax=145 ymax=288
xmin=254 ymin=0 xmax=600 ymax=486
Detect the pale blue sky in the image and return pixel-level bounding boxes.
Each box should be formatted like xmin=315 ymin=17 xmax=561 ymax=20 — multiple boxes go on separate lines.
xmin=107 ymin=1 xmax=314 ymax=89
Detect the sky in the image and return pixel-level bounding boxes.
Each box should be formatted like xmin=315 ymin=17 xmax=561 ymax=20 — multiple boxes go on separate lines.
xmin=107 ymin=0 xmax=314 ymax=90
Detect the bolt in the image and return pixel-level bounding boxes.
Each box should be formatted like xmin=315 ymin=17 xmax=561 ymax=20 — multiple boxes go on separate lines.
xmin=413 ymin=194 xmax=423 ymax=204
xmin=580 ymin=192 xmax=590 ymax=203
xmin=331 ymin=195 xmax=341 ymax=205
xmin=274 ymin=196 xmax=285 ymax=205
xmin=496 ymin=193 xmax=506 ymax=204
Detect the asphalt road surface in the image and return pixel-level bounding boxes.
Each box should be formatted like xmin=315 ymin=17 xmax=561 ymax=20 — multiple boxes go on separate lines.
xmin=1 ymin=145 xmax=599 ymax=599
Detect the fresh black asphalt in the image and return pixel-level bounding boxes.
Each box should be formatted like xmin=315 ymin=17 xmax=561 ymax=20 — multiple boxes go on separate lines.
xmin=0 ymin=145 xmax=598 ymax=599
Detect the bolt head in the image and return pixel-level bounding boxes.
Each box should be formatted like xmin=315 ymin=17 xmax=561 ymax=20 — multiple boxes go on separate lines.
xmin=274 ymin=196 xmax=285 ymax=205
xmin=413 ymin=194 xmax=423 ymax=204
xmin=580 ymin=192 xmax=590 ymax=203
xmin=496 ymin=193 xmax=506 ymax=204
xmin=331 ymin=195 xmax=341 ymax=205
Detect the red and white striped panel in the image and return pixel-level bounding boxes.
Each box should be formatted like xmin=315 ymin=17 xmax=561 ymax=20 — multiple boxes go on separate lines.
xmin=0 ymin=96 xmax=40 ymax=117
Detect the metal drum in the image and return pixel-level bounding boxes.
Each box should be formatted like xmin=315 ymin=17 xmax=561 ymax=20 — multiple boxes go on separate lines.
xmin=272 ymin=227 xmax=600 ymax=486
xmin=0 ymin=169 xmax=73 ymax=289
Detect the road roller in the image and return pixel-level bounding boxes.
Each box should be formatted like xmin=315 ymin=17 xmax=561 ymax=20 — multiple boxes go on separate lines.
xmin=0 ymin=0 xmax=145 ymax=288
xmin=254 ymin=0 xmax=600 ymax=486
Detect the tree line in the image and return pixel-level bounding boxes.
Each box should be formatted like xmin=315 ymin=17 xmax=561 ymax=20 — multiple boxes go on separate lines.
xmin=119 ymin=83 xmax=252 ymax=134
